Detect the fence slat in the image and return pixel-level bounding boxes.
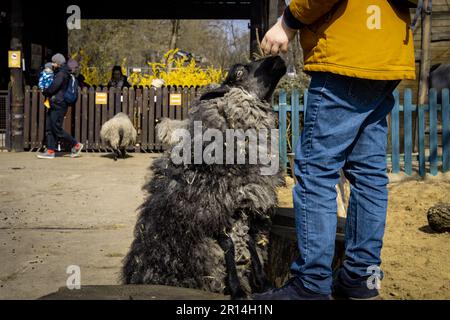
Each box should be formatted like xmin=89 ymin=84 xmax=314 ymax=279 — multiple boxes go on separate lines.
xmin=108 ymin=87 xmax=115 ymax=121
xmin=443 ymin=88 xmax=450 ymax=173
xmin=155 ymin=87 xmax=162 ymax=150
xmin=303 ymin=90 xmax=308 ymax=117
xmin=75 ymin=88 xmax=81 ymax=143
xmin=418 ymin=105 xmax=426 ymax=176
xmin=149 ymin=87 xmax=156 ymax=150
xmin=391 ymin=90 xmax=400 ymax=173
xmin=142 ymin=87 xmax=149 ymax=150
xmin=128 ymin=88 xmax=135 ymax=126
xmin=115 ymin=88 xmax=121 ymax=114
xmin=122 ymin=87 xmax=128 ymax=115
xmin=279 ymin=90 xmax=287 ymax=169
xmin=404 ymin=89 xmax=413 ymax=175
xmin=182 ymin=87 xmax=189 ymax=120
xmin=169 ymin=86 xmax=175 ymax=119
xmin=429 ymin=88 xmax=438 ymax=176
xmin=100 ymin=87 xmax=108 ymax=148
xmin=95 ymin=87 xmax=102 ymax=149
xmin=176 ymin=87 xmax=182 ymax=120
xmin=23 ymin=86 xmax=30 ymax=148
xmin=162 ymin=86 xmax=169 ymax=119
xmin=291 ymin=89 xmax=300 ymax=151
xmin=38 ymin=92 xmax=45 ymax=149
xmin=81 ymin=88 xmax=88 ymax=147
xmin=88 ymin=88 xmax=95 ymax=149
xmin=136 ymin=88 xmax=143 ymax=150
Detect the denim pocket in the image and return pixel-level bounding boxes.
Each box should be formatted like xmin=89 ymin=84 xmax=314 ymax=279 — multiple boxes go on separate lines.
xmin=347 ymin=78 xmax=389 ymax=108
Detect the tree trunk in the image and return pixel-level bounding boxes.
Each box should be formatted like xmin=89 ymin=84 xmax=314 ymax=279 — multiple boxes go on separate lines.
xmin=167 ymin=20 xmax=180 ymax=72
xmin=169 ymin=19 xmax=180 ymax=51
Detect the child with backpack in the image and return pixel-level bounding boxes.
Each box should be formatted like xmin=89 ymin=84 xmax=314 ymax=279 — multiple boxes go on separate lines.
xmin=37 ymin=53 xmax=83 ymax=159
xmin=38 ymin=62 xmax=54 ymax=109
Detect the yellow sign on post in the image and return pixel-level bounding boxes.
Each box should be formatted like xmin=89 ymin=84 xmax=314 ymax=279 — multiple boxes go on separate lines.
xmin=8 ymin=51 xmax=21 ymax=68
xmin=170 ymin=94 xmax=182 ymax=106
xmin=95 ymin=92 xmax=108 ymax=105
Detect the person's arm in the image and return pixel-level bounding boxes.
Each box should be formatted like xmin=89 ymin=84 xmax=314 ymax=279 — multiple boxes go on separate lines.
xmin=261 ymin=0 xmax=341 ymax=55
xmin=43 ymin=72 xmax=64 ymax=97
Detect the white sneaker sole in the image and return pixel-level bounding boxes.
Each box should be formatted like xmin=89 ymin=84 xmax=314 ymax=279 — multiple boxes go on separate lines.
xmin=70 ymin=144 xmax=84 ymax=158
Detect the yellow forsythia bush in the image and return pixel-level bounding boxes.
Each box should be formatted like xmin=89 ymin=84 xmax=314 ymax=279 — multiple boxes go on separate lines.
xmin=71 ymin=48 xmax=225 ymax=87
xmin=129 ymin=49 xmax=225 ymax=87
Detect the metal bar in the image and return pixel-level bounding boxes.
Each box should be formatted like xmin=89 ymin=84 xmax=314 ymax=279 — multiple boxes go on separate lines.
xmin=291 ymin=89 xmax=300 ymax=152
xmin=443 ymin=89 xmax=449 ymax=172
xmin=404 ymin=89 xmax=413 ymax=175
xmin=418 ymin=105 xmax=426 ymax=176
xmin=429 ymin=88 xmax=438 ymax=175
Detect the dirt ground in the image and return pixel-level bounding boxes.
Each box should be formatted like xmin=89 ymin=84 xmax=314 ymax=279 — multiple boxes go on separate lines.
xmin=278 ymin=174 xmax=450 ymax=300
xmin=0 ymin=152 xmax=449 ymax=300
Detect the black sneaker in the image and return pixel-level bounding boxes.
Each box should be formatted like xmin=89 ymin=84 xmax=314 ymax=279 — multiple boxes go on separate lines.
xmin=252 ymin=277 xmax=332 ymax=300
xmin=332 ymin=268 xmax=381 ymax=300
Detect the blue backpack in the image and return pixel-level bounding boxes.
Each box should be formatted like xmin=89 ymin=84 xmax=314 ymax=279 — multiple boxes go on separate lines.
xmin=64 ymin=74 xmax=79 ymax=104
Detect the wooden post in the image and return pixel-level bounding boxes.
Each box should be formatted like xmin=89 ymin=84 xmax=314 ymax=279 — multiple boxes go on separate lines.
xmin=249 ymin=0 xmax=269 ymax=59
xmin=9 ymin=0 xmax=24 ymax=151
xmin=416 ymin=0 xmax=432 ymax=153
xmin=268 ymin=0 xmax=280 ymax=27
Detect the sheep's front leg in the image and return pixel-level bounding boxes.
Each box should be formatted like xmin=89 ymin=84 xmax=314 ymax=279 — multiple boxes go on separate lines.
xmin=120 ymin=148 xmax=126 ymax=159
xmin=113 ymin=149 xmax=118 ymax=161
xmin=217 ymin=233 xmax=247 ymax=300
xmin=247 ymin=236 xmax=271 ymax=292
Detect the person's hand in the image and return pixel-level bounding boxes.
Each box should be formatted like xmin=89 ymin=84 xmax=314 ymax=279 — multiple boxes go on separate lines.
xmin=261 ymin=18 xmax=297 ymax=56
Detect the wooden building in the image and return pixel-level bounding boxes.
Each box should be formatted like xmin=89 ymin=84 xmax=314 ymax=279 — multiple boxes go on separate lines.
xmin=1 ymin=0 xmax=280 ymax=151
xmin=399 ymin=0 xmax=450 ymax=101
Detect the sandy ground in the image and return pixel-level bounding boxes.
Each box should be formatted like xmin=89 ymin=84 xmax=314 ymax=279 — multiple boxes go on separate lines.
xmin=0 ymin=152 xmax=153 ymax=299
xmin=0 ymin=152 xmax=449 ymax=299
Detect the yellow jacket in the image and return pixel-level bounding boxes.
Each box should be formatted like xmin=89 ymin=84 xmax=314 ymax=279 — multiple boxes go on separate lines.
xmin=284 ymin=0 xmax=416 ymax=80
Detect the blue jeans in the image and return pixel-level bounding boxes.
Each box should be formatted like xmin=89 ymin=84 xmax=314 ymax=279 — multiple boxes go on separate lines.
xmin=291 ymin=72 xmax=399 ymax=295
xmin=45 ymin=103 xmax=77 ymax=151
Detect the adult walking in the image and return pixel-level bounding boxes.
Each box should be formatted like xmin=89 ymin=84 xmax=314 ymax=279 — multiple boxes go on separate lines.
xmin=37 ymin=53 xmax=83 ymax=159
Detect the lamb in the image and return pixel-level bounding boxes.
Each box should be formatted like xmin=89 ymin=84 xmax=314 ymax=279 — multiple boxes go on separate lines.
xmin=122 ymin=56 xmax=287 ymax=299
xmin=100 ymin=112 xmax=137 ymax=161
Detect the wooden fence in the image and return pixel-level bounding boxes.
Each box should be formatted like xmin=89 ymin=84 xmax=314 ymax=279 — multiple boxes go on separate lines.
xmin=23 ymin=86 xmax=200 ymax=152
xmin=20 ymin=86 xmax=450 ymax=176
xmin=0 ymin=89 xmax=10 ymax=151
xmin=274 ymin=88 xmax=450 ymax=177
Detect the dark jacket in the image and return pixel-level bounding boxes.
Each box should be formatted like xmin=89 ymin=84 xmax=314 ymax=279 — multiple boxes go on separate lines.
xmin=107 ymin=76 xmax=130 ymax=89
xmin=43 ymin=64 xmax=70 ymax=106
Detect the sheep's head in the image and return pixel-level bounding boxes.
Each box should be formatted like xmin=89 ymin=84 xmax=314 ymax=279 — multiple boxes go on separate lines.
xmin=200 ymin=56 xmax=286 ymax=102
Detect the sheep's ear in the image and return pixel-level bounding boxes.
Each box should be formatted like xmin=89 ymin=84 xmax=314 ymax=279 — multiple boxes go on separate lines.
xmin=199 ymin=86 xmax=229 ymax=101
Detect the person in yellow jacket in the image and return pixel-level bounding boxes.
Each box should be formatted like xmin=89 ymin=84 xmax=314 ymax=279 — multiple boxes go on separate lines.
xmin=254 ymin=0 xmax=416 ymax=300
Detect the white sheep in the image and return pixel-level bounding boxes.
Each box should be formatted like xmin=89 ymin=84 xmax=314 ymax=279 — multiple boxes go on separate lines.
xmin=100 ymin=112 xmax=137 ymax=160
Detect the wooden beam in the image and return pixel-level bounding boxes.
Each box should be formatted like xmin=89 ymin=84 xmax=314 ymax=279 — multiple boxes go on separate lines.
xmin=413 ymin=0 xmax=433 ymax=153
xmin=61 ymin=0 xmax=253 ymax=19
xmin=10 ymin=0 xmax=24 ymax=151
